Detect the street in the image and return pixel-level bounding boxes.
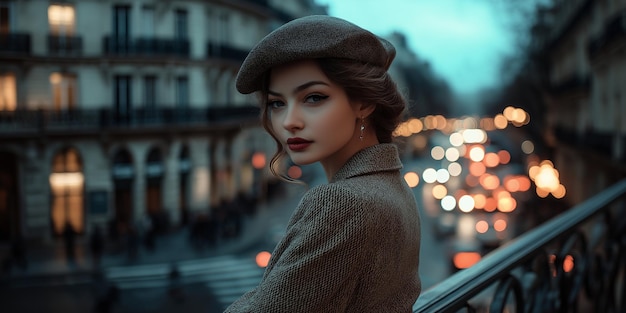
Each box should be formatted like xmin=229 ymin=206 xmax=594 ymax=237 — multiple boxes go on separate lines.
xmin=0 ymin=157 xmax=455 ymax=313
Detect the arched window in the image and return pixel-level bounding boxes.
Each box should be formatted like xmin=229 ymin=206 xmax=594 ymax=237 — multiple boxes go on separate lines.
xmin=50 ymin=147 xmax=84 ymax=235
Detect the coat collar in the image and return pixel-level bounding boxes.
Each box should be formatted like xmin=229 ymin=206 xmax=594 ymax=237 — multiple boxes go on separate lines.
xmin=330 ymin=143 xmax=403 ymax=183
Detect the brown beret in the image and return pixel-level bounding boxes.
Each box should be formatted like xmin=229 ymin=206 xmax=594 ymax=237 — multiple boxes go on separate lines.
xmin=235 ymin=15 xmax=396 ymax=94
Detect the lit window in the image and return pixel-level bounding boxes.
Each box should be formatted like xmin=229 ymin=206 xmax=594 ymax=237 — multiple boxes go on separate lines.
xmin=50 ymin=147 xmax=84 ymax=235
xmin=49 ymin=72 xmax=77 ymax=110
xmin=0 ymin=73 xmax=16 ymax=111
xmin=48 ymin=4 xmax=75 ymax=35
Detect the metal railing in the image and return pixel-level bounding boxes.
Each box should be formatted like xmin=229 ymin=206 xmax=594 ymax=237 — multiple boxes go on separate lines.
xmin=0 ymin=33 xmax=31 ymax=54
xmin=413 ymin=178 xmax=626 ymax=313
xmin=47 ymin=35 xmax=83 ymax=55
xmin=0 ymin=106 xmax=260 ymax=134
xmin=103 ymin=36 xmax=190 ymax=57
xmin=206 ymin=42 xmax=249 ymax=63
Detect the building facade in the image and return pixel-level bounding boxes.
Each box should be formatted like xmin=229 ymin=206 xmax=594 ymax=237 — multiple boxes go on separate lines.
xmin=0 ymin=0 xmax=326 ymax=243
xmin=532 ymin=0 xmax=626 ymax=205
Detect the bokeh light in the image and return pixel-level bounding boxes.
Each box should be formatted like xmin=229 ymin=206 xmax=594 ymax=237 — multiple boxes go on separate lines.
xmin=423 ymin=168 xmax=437 ymax=183
xmin=431 ymin=146 xmax=445 ymax=160
xmin=441 ymin=195 xmax=456 ymax=211
xmin=404 ymin=172 xmax=419 ymax=188
xmin=256 ymin=251 xmax=272 ymax=268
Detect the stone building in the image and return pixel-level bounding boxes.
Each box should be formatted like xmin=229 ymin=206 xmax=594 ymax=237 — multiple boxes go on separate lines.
xmin=0 ymin=0 xmax=325 ymax=243
xmin=532 ymin=0 xmax=626 ymax=204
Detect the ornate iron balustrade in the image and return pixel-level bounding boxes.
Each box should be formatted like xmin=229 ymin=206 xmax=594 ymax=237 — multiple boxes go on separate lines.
xmin=413 ymin=178 xmax=626 ymax=313
xmin=0 ymin=106 xmax=260 ymax=134
xmin=553 ymin=126 xmax=618 ymax=159
xmin=0 ymin=33 xmax=31 ymax=54
xmin=206 ymin=41 xmax=249 ymax=63
xmin=103 ymin=36 xmax=190 ymax=57
xmin=47 ymin=34 xmax=83 ymax=55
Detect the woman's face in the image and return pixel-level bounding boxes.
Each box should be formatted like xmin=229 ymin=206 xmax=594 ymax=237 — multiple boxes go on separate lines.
xmin=267 ymin=60 xmax=364 ymax=173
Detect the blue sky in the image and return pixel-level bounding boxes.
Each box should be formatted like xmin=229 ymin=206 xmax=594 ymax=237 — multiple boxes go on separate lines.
xmin=315 ymin=0 xmax=545 ymax=96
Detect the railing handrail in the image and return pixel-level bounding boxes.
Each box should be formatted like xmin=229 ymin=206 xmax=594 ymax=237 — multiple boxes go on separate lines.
xmin=413 ymin=178 xmax=626 ymax=312
xmin=0 ymin=106 xmax=260 ymax=134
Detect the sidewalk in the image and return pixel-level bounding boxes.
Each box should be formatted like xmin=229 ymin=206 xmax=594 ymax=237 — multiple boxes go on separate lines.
xmin=0 ymin=174 xmax=319 ymax=283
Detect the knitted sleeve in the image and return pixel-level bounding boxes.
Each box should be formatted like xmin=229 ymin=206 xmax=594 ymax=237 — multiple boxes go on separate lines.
xmin=224 ymin=184 xmax=374 ymax=312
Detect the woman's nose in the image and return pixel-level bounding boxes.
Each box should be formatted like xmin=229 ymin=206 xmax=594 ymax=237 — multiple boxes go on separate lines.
xmin=282 ymin=105 xmax=303 ymax=131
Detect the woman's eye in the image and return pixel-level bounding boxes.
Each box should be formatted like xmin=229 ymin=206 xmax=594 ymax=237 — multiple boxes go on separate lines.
xmin=305 ymin=94 xmax=328 ymax=103
xmin=267 ymin=100 xmax=284 ymax=109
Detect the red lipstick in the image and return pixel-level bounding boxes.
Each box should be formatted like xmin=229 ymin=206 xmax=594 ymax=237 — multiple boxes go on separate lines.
xmin=287 ymin=137 xmax=312 ymax=151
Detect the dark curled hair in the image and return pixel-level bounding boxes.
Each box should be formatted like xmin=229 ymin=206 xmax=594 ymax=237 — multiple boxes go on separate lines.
xmin=258 ymin=58 xmax=408 ymax=182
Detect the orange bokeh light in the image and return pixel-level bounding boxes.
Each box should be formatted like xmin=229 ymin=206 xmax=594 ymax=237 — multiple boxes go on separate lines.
xmin=476 ymin=220 xmax=489 ymax=233
xmin=288 ymin=165 xmax=302 ymax=179
xmin=453 ymin=252 xmax=482 ymax=269
xmin=252 ymin=152 xmax=266 ymax=169
xmin=497 ymin=197 xmax=517 ymax=212
xmin=256 ymin=251 xmax=272 ymax=268
xmin=484 ymin=197 xmax=497 ymax=212
xmin=498 ymin=150 xmax=511 ymax=164
xmin=469 ymin=162 xmax=486 ymax=177
xmin=504 ymin=176 xmax=520 ymax=192
xmin=473 ymin=194 xmax=486 ymax=209
xmin=494 ymin=219 xmax=507 ymax=232
xmin=480 ymin=174 xmax=500 ymax=190
xmin=483 ymin=152 xmax=500 ymax=168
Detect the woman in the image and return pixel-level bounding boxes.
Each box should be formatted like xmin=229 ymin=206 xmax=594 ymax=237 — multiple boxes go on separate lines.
xmin=225 ymin=15 xmax=421 ymax=312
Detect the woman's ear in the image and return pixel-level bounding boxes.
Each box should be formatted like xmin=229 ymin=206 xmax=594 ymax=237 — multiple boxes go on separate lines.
xmin=357 ymin=103 xmax=376 ymax=119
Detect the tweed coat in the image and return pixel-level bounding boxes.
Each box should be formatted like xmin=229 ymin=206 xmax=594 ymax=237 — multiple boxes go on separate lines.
xmin=224 ymin=144 xmax=422 ymax=312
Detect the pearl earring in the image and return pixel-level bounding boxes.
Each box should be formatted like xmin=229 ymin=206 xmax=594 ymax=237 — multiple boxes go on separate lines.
xmin=359 ymin=117 xmax=365 ymax=141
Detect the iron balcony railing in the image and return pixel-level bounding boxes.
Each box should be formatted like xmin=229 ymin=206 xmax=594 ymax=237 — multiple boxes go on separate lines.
xmin=47 ymin=34 xmax=83 ymax=55
xmin=413 ymin=178 xmax=626 ymax=313
xmin=0 ymin=33 xmax=31 ymax=54
xmin=206 ymin=41 xmax=250 ymax=63
xmin=0 ymin=106 xmax=260 ymax=135
xmin=103 ymin=36 xmax=190 ymax=57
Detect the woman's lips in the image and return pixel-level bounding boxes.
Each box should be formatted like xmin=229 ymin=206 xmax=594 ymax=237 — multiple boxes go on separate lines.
xmin=287 ymin=138 xmax=312 ymax=152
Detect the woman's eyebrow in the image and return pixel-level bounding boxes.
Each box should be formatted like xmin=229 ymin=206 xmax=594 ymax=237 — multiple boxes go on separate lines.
xmin=268 ymin=80 xmax=329 ymax=96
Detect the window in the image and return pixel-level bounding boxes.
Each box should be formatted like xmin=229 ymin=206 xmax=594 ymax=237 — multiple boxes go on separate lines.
xmin=0 ymin=2 xmax=13 ymax=34
xmin=113 ymin=5 xmax=131 ymax=52
xmin=49 ymin=72 xmax=77 ymax=111
xmin=176 ymin=76 xmax=189 ymax=108
xmin=114 ymin=75 xmax=132 ymax=117
xmin=217 ymin=14 xmax=229 ymax=44
xmin=48 ymin=4 xmax=75 ymax=36
xmin=141 ymin=6 xmax=154 ymax=37
xmin=143 ymin=76 xmax=156 ymax=108
xmin=0 ymin=73 xmax=16 ymax=111
xmin=175 ymin=9 xmax=188 ymax=40
xmin=50 ymin=147 xmax=84 ymax=235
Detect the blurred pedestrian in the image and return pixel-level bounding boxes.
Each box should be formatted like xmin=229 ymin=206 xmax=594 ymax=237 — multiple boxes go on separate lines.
xmin=90 ymin=225 xmax=104 ymax=267
xmin=63 ymin=224 xmax=77 ymax=266
xmin=224 ymin=15 xmax=422 ymax=312
xmin=126 ymin=226 xmax=139 ymax=261
xmin=168 ymin=263 xmax=184 ymax=303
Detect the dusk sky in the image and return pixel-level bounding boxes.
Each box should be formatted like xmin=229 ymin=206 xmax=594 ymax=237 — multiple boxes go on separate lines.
xmin=315 ymin=0 xmax=548 ymax=96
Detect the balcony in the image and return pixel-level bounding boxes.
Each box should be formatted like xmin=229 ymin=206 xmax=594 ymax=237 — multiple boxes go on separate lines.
xmin=0 ymin=33 xmax=31 ymax=54
xmin=413 ymin=178 xmax=626 ymax=312
xmin=206 ymin=42 xmax=249 ymax=63
xmin=48 ymin=35 xmax=83 ymax=55
xmin=103 ymin=36 xmax=190 ymax=57
xmin=549 ymin=74 xmax=590 ymax=99
xmin=0 ymin=106 xmax=260 ymax=139
xmin=588 ymin=10 xmax=626 ymax=60
xmin=554 ymin=126 xmax=617 ymax=158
